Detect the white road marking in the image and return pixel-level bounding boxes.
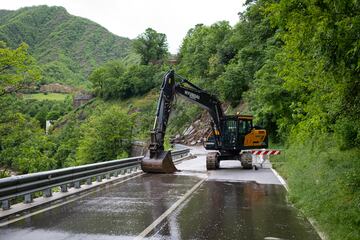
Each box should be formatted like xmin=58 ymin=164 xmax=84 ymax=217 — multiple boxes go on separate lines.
xmin=270 ymin=168 xmax=326 ymax=240
xmin=135 ymin=178 xmax=206 ymax=239
xmin=270 ymin=168 xmax=289 ymax=191
xmin=0 ymin=173 xmax=144 ymax=227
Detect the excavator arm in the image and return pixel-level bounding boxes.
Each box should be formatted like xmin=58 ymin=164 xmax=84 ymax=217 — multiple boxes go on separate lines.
xmin=141 ymin=70 xmax=224 ymax=173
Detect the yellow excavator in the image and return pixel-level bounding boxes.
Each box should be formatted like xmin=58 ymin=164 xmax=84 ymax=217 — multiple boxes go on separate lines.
xmin=141 ymin=70 xmax=268 ymax=173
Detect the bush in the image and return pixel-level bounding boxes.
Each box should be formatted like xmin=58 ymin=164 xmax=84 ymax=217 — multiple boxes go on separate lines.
xmin=0 ymin=112 xmax=56 ymax=173
xmin=89 ymin=61 xmax=160 ymax=100
xmin=76 ymin=106 xmax=135 ymax=164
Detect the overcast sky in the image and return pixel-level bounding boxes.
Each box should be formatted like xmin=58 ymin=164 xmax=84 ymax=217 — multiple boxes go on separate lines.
xmin=0 ymin=0 xmax=246 ymax=53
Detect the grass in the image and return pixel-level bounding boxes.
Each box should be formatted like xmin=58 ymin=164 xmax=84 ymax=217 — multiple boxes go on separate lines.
xmin=271 ymin=136 xmax=360 ymax=240
xmin=23 ymin=93 xmax=69 ymax=101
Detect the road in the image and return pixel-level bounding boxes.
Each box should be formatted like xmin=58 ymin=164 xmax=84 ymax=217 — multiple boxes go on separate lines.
xmin=0 ymin=146 xmax=321 ymax=240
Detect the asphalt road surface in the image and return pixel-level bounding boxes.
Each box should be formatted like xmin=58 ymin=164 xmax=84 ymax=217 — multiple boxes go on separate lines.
xmin=0 ymin=146 xmax=321 ymax=240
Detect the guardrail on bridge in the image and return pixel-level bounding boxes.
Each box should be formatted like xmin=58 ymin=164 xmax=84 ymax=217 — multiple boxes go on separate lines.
xmin=0 ymin=148 xmax=190 ymax=211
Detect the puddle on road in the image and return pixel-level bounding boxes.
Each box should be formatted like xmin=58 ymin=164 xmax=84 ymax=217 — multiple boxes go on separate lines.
xmin=150 ymin=181 xmax=321 ymax=240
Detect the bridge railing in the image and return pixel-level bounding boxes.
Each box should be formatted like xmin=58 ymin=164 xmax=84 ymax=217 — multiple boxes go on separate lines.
xmin=0 ymin=148 xmax=190 ymax=211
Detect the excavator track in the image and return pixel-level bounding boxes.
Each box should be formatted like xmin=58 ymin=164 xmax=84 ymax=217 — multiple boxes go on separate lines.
xmin=240 ymin=152 xmax=253 ymax=169
xmin=206 ymin=152 xmax=219 ymax=170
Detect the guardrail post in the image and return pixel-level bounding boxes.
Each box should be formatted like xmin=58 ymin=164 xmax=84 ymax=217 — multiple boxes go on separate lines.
xmin=2 ymin=200 xmax=10 ymax=210
xmin=60 ymin=184 xmax=68 ymax=192
xmin=114 ymin=171 xmax=119 ymax=177
xmin=74 ymin=181 xmax=81 ymax=189
xmin=106 ymin=173 xmax=111 ymax=179
xmin=43 ymin=188 xmax=52 ymax=197
xmin=24 ymin=194 xmax=33 ymax=203
xmin=97 ymin=175 xmax=102 ymax=182
xmin=86 ymin=178 xmax=92 ymax=185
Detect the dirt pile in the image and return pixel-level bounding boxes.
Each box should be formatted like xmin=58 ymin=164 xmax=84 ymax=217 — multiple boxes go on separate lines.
xmin=172 ymin=102 xmax=248 ymax=146
xmin=173 ymin=111 xmax=213 ymax=145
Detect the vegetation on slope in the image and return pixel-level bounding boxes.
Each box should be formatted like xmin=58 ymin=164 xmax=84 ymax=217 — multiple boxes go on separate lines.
xmin=0 ymin=5 xmax=132 ymax=86
xmin=23 ymin=93 xmax=69 ymax=101
xmin=0 ymin=2 xmax=358 ymax=239
xmin=174 ymin=1 xmax=360 ymax=239
xmin=0 ymin=25 xmax=170 ymax=174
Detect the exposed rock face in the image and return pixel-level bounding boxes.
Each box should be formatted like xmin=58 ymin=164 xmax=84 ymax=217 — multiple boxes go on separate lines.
xmin=73 ymin=92 xmax=93 ymax=108
xmin=172 ymin=103 xmax=231 ymax=146
xmin=40 ymin=83 xmax=74 ymax=93
xmin=173 ymin=111 xmax=213 ymax=145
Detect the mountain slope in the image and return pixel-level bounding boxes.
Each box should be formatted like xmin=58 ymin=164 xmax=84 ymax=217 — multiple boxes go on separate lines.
xmin=0 ymin=5 xmax=132 ymax=86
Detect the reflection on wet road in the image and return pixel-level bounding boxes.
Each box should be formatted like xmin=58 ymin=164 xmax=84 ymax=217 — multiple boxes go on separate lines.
xmin=0 ymin=174 xmax=202 ymax=240
xmin=0 ymin=148 xmax=321 ymax=240
xmin=151 ymin=181 xmax=320 ymax=240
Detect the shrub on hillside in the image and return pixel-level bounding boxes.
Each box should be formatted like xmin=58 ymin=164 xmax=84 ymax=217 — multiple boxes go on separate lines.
xmin=76 ymin=106 xmax=135 ymax=164
xmin=89 ymin=61 xmax=160 ymax=100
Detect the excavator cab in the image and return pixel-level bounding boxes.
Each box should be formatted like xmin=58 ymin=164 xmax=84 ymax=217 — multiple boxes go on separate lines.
xmin=205 ymin=115 xmax=267 ymax=151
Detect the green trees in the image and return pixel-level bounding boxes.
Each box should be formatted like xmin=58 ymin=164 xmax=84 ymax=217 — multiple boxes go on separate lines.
xmin=0 ymin=42 xmax=41 ymax=96
xmin=0 ymin=98 xmax=56 ymax=173
xmin=24 ymin=99 xmax=72 ymax=128
xmin=0 ymin=5 xmax=132 ymax=87
xmin=90 ymin=28 xmax=169 ymax=100
xmin=242 ymin=1 xmax=360 ymax=239
xmin=0 ymin=42 xmax=55 ymax=174
xmin=271 ymin=0 xmax=360 ymax=147
xmin=178 ymin=22 xmax=232 ymax=81
xmin=267 ymin=3 xmax=360 ymax=238
xmin=0 ymin=4 xmax=358 ymax=238
xmin=133 ymin=28 xmax=168 ymax=64
xmin=89 ymin=60 xmax=160 ymax=100
xmin=176 ymin=10 xmax=276 ymax=104
xmin=174 ymin=1 xmax=359 ymax=238
xmin=76 ymin=106 xmax=134 ymax=164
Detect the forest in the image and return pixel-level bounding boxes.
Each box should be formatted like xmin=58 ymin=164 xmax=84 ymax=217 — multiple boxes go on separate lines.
xmin=0 ymin=1 xmax=359 ymax=239
xmin=0 ymin=5 xmax=131 ymax=87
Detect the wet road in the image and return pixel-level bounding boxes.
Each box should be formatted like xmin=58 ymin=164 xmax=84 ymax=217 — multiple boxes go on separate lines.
xmin=0 ymin=146 xmax=321 ymax=240
xmin=151 ymin=181 xmax=319 ymax=240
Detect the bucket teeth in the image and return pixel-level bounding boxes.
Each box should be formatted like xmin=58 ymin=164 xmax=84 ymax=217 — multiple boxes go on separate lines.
xmin=141 ymin=151 xmax=177 ymax=173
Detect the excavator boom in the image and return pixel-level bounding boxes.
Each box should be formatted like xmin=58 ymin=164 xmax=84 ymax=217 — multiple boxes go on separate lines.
xmin=141 ymin=70 xmax=224 ymax=173
xmin=141 ymin=70 xmax=177 ymax=173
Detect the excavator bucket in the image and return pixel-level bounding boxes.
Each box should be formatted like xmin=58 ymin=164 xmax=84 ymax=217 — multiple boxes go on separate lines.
xmin=141 ymin=150 xmax=177 ymax=173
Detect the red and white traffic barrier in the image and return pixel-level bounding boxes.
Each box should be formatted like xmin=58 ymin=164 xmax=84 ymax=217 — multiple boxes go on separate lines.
xmin=251 ymin=150 xmax=281 ymax=156
xmin=240 ymin=149 xmax=281 ymax=169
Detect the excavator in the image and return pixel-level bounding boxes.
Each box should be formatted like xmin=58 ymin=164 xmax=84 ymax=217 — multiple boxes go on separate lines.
xmin=141 ymin=70 xmax=268 ymax=173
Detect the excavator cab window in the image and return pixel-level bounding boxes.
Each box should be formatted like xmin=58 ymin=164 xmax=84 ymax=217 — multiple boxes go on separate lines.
xmin=221 ymin=119 xmax=238 ymax=148
xmin=238 ymin=119 xmax=253 ymax=135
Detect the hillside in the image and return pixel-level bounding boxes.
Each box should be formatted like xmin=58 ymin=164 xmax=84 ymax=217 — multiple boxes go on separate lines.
xmin=0 ymin=5 xmax=132 ymax=86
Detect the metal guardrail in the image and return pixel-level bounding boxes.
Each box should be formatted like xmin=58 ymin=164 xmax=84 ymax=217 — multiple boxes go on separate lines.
xmin=0 ymin=148 xmax=190 ymax=211
xmin=171 ymin=148 xmax=190 ymax=160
